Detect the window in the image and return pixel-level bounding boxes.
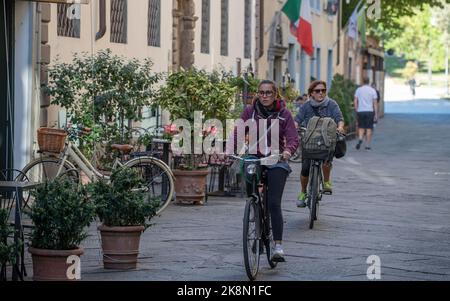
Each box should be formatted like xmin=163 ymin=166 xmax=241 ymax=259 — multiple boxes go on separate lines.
xmin=255 ymin=0 xmax=264 ymax=59
xmin=244 ymin=0 xmax=252 ymax=59
xmin=110 ymin=0 xmax=127 ymax=44
xmin=310 ymin=47 xmax=316 ymax=81
xmin=201 ymin=0 xmax=210 ymax=54
xmin=348 ymin=57 xmax=353 ymax=79
xmin=57 ymin=4 xmax=80 ymax=38
xmin=316 ymin=47 xmax=321 ymax=80
xmin=148 ymin=0 xmax=161 ymax=47
xmin=300 ymin=49 xmax=306 ymax=94
xmin=327 ymin=49 xmax=333 ymax=88
xmin=220 ymin=0 xmax=229 ymax=56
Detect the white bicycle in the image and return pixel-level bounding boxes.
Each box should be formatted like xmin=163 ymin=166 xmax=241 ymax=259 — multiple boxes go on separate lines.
xmin=20 ymin=126 xmax=175 ymax=215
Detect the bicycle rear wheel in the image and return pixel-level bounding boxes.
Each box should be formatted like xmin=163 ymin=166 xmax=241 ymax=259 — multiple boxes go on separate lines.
xmin=124 ymin=157 xmax=174 ymax=215
xmin=19 ymin=157 xmax=78 ymax=211
xmin=243 ymin=198 xmax=261 ymax=281
xmin=308 ymin=165 xmax=320 ymax=229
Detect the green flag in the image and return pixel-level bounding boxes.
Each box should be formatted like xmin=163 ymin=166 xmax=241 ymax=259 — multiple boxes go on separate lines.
xmin=282 ymin=0 xmax=301 ymax=23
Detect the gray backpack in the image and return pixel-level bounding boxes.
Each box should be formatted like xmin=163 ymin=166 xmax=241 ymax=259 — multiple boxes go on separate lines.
xmin=302 ymin=116 xmax=337 ymax=160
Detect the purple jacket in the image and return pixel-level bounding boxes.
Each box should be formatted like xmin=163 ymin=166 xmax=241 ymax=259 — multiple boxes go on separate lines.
xmin=229 ymin=100 xmax=300 ymax=157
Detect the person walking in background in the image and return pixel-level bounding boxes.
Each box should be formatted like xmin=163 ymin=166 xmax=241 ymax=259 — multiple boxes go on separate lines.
xmin=371 ymin=83 xmax=381 ymax=128
xmin=354 ymin=78 xmax=378 ymax=150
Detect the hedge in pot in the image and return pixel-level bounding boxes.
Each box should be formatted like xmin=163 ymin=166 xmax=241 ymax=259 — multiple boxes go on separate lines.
xmin=0 ymin=209 xmax=18 ymax=281
xmin=88 ymin=167 xmax=159 ymax=270
xmin=27 ymin=177 xmax=95 ymax=281
xmin=154 ymin=68 xmax=237 ymax=205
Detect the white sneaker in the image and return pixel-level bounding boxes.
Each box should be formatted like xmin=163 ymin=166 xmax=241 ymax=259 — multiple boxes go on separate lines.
xmin=271 ymin=244 xmax=286 ymax=262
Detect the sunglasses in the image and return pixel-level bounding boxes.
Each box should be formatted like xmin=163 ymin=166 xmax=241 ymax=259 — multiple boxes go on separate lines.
xmin=313 ymin=89 xmax=327 ymax=94
xmin=258 ymin=90 xmax=274 ymax=97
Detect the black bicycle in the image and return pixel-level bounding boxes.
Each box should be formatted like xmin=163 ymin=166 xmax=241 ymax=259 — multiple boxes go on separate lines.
xmin=230 ymin=154 xmax=280 ymax=281
xmin=305 ymin=131 xmax=345 ymax=229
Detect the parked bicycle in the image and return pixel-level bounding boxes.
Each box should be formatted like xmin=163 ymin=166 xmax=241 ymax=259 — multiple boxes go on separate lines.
xmin=19 ymin=125 xmax=175 ymax=215
xmin=229 ymin=154 xmax=281 ymax=281
xmin=289 ymin=127 xmax=306 ymax=163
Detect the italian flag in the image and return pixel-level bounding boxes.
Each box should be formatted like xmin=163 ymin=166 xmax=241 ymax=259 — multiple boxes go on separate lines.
xmin=282 ymin=0 xmax=313 ymax=57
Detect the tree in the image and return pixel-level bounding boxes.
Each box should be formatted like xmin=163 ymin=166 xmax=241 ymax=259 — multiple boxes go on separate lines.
xmin=366 ymin=0 xmax=450 ymax=37
xmin=383 ymin=6 xmax=446 ymax=72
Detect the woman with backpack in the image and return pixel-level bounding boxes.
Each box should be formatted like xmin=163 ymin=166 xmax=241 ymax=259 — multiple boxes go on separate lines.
xmin=294 ymin=80 xmax=345 ymax=208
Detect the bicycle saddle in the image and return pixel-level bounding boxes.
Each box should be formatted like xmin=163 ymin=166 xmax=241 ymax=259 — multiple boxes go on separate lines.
xmin=111 ymin=144 xmax=134 ymax=154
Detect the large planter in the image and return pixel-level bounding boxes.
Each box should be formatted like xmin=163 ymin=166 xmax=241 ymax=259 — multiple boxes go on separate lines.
xmin=98 ymin=225 xmax=144 ymax=270
xmin=29 ymin=247 xmax=84 ymax=281
xmin=173 ymin=169 xmax=209 ymax=205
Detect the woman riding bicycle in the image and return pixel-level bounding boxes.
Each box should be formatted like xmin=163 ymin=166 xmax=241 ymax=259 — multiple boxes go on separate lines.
xmin=229 ymin=80 xmax=299 ymax=262
xmin=294 ymin=80 xmax=345 ymax=208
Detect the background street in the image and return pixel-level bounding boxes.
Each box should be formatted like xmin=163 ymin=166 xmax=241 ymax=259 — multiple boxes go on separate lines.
xmin=61 ymin=84 xmax=450 ymax=281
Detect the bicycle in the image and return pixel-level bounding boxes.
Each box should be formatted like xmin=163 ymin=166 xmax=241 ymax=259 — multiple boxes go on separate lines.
xmin=19 ymin=125 xmax=175 ymax=215
xmin=229 ymin=154 xmax=281 ymax=281
xmin=305 ymin=131 xmax=345 ymax=229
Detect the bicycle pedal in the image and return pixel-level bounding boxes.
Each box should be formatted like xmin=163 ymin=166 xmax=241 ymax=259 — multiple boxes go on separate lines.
xmin=271 ymin=256 xmax=286 ymax=263
xmin=322 ymin=191 xmax=332 ymax=196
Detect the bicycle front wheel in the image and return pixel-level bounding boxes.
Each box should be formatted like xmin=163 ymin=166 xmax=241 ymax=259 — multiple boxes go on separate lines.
xmin=124 ymin=157 xmax=174 ymax=215
xmin=243 ymin=198 xmax=261 ymax=281
xmin=308 ymin=165 xmax=320 ymax=229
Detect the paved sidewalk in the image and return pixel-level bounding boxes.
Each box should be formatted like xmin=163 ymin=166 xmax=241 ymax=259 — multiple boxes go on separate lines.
xmin=22 ymin=110 xmax=450 ymax=281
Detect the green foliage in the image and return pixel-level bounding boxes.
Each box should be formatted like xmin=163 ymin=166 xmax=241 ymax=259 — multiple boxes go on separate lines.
xmin=28 ymin=178 xmax=96 ymax=250
xmin=0 ymin=209 xmax=17 ymax=267
xmin=344 ymin=0 xmax=450 ymax=38
xmin=227 ymin=73 xmax=260 ymax=94
xmin=383 ymin=5 xmax=446 ymax=72
xmin=402 ymin=61 xmax=419 ymax=80
xmin=154 ymin=68 xmax=237 ymax=123
xmin=88 ymin=167 xmax=159 ymax=229
xmin=44 ymin=49 xmax=160 ymax=161
xmin=280 ymin=83 xmax=300 ymax=102
xmin=328 ymin=74 xmax=357 ymax=126
xmin=153 ymin=68 xmax=237 ymax=170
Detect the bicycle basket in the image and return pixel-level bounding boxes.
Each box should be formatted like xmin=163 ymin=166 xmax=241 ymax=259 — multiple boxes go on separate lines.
xmin=37 ymin=127 xmax=67 ymax=153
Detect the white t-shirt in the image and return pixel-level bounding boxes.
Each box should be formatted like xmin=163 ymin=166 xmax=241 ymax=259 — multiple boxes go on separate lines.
xmin=355 ymin=85 xmax=378 ymax=112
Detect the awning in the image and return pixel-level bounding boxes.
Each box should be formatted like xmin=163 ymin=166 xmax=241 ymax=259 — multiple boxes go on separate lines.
xmin=368 ymin=47 xmax=384 ymax=58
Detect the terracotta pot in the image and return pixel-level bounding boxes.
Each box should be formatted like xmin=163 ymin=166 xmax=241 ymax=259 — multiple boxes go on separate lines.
xmin=29 ymin=247 xmax=84 ymax=281
xmin=98 ymin=225 xmax=144 ymax=270
xmin=173 ymin=169 xmax=209 ymax=205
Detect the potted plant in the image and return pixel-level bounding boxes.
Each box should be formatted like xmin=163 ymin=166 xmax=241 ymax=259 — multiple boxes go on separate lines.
xmin=0 ymin=209 xmax=18 ymax=281
xmin=88 ymin=167 xmax=159 ymax=270
xmin=27 ymin=177 xmax=95 ymax=281
xmin=154 ymin=68 xmax=236 ymax=205
xmin=44 ymin=49 xmax=160 ymax=169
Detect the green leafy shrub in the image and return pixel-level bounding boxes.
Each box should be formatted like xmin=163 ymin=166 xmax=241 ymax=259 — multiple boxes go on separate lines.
xmin=153 ymin=68 xmax=237 ymax=170
xmin=328 ymin=74 xmax=357 ymax=126
xmin=89 ymin=167 xmax=159 ymax=229
xmin=44 ymin=49 xmax=160 ymax=164
xmin=0 ymin=209 xmax=17 ymax=271
xmin=28 ymin=178 xmax=96 ymax=250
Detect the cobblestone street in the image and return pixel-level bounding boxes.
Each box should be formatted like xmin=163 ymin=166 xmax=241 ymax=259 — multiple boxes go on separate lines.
xmin=57 ymin=103 xmax=450 ymax=281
